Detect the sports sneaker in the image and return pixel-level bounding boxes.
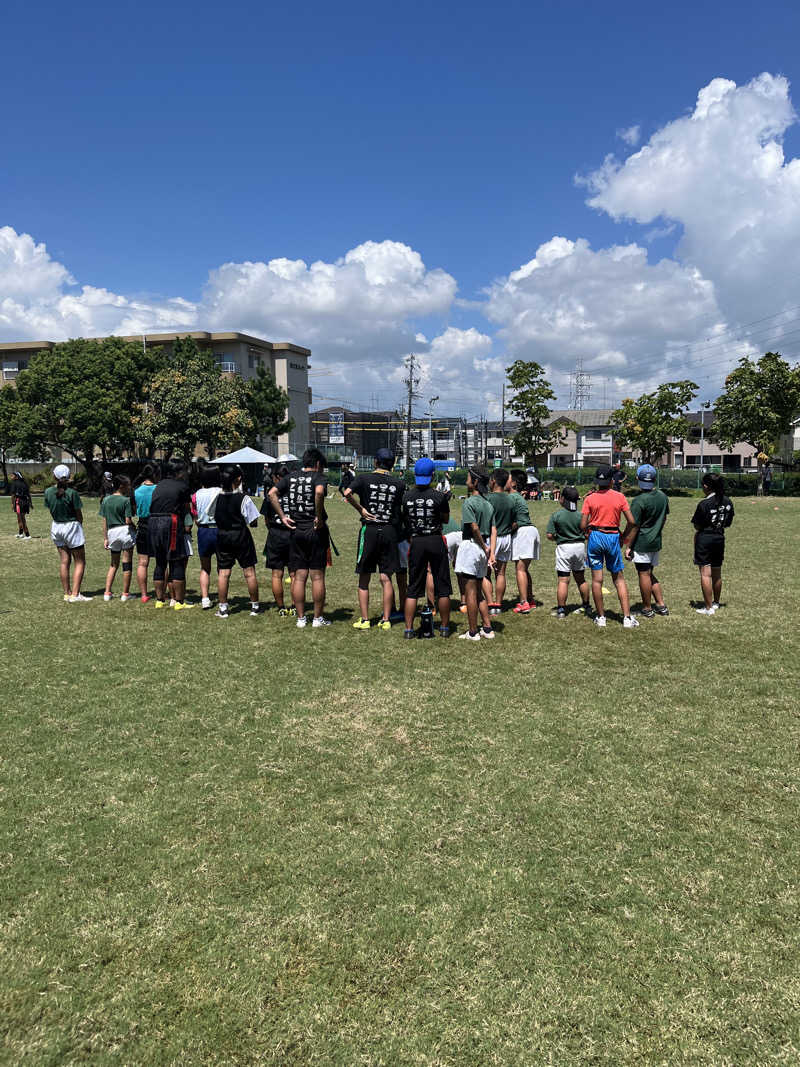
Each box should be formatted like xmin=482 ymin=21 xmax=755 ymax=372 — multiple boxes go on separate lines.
xmin=140 ymin=595 xmax=151 ymax=604
xmin=695 ymin=606 xmax=716 ymax=615
xmin=353 ymin=618 xmax=371 ymax=630
xmin=377 ymin=619 xmax=391 ymax=631
xmin=284 ymin=575 xmax=292 ymax=584
xmin=403 ymin=629 xmax=416 ymax=639
xmin=574 ymin=602 xmax=591 ymax=616
xmin=312 ymin=616 xmax=332 ymax=628
xmin=23 ymin=534 xmax=32 ymax=540
xmin=594 ymin=615 xmax=607 ymax=628
xmin=623 ymin=616 xmax=640 ymax=628
xmin=69 ymin=593 xmax=94 ymax=603
xmin=513 ymin=601 xmax=531 ymax=614
xmin=288 ymin=606 xmax=297 ymax=617
xmin=173 ymin=601 xmax=194 ymax=611
xmin=296 ymin=616 xmax=308 ymax=628
xmin=711 ymin=601 xmax=721 ymax=612
xmin=480 ymin=627 xmax=495 ymax=639
xmin=63 ymin=594 xmax=71 ymax=602
xmin=201 ymin=597 xmax=213 ymax=610
xmin=654 ymin=604 xmax=670 ymax=616
xmin=169 ymin=598 xmax=176 ymax=608
xmin=278 ymin=607 xmax=289 ymax=618
xmin=120 ymin=594 xmax=133 ymax=603
xmin=489 ymin=605 xmax=501 ymax=616
xmin=103 ymin=593 xmax=113 ymax=602
xmin=249 ymin=606 xmax=261 ymax=617
xmin=640 ymin=608 xmax=655 ymax=619
xmin=458 ymin=630 xmax=481 ymax=641
xmin=215 ymin=606 xmax=230 ymax=619
xmin=556 ymin=608 xmax=566 ymax=620
xmin=15 ymin=533 xmax=23 ymax=539
xmin=154 ymin=599 xmax=167 ymax=609
xmin=439 ymin=626 xmax=451 ymax=638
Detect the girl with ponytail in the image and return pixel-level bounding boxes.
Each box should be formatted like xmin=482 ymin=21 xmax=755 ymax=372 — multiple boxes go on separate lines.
xmin=44 ymin=464 xmax=92 ymax=602
xmin=691 ymin=472 xmax=735 ymax=615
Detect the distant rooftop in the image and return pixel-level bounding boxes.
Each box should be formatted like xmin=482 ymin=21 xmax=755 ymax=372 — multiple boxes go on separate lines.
xmin=0 ymin=331 xmax=310 ymax=358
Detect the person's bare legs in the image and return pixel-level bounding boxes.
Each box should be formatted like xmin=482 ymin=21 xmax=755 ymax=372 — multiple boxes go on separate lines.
xmin=425 ymin=569 xmax=435 ymax=609
xmin=71 ymin=547 xmax=86 ymax=596
xmin=292 ymin=568 xmax=308 ymax=617
xmin=437 ymin=594 xmax=451 ymax=630
xmin=699 ymin=565 xmax=714 ymax=608
xmin=171 ymin=578 xmax=186 ymax=604
xmin=154 ymin=575 xmax=166 ymax=601
xmin=137 ymin=554 xmax=150 ymax=597
xmin=495 ymin=562 xmax=507 ymax=606
xmin=478 ymin=595 xmax=491 ymax=629
xmin=217 ymin=569 xmax=231 ymax=605
xmin=105 ymin=551 xmax=121 ymax=596
xmin=591 ymin=569 xmax=605 ymax=616
xmin=243 ymin=565 xmax=259 ymax=603
xmin=357 ymin=573 xmax=371 ymax=619
xmin=271 ymin=569 xmax=285 ymax=608
xmin=573 ymin=569 xmax=590 ymax=604
xmin=121 ymin=550 xmax=133 ymax=595
xmin=557 ymin=574 xmax=570 ymax=609
xmin=612 ymin=570 xmax=631 ymax=617
xmin=379 ymin=572 xmax=394 ymax=621
xmin=396 ymin=569 xmax=407 ymax=606
xmin=464 ymin=579 xmax=479 ymax=633
xmin=404 ymin=595 xmax=417 ymax=630
xmin=637 ymin=567 xmax=653 ymax=611
xmin=516 ymin=560 xmax=531 ymax=604
xmin=711 ymin=566 xmax=722 ymax=605
xmin=482 ymin=574 xmax=494 ymax=604
xmin=58 ymin=547 xmax=71 ymax=595
xmin=310 ymin=568 xmax=326 ymax=618
xmin=199 ymin=556 xmax=212 ymax=600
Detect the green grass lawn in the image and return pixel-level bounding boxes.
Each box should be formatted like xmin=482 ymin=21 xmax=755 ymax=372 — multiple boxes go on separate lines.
xmin=2 ymin=494 xmax=799 ymax=1064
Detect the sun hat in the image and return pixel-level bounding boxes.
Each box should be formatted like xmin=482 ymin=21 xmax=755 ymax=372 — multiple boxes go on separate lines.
xmin=414 ymin=457 xmax=435 ymax=486
xmin=53 ymin=463 xmax=71 ymax=480
xmin=595 ymin=464 xmax=612 ymax=486
xmin=636 ymin=463 xmax=657 ymax=490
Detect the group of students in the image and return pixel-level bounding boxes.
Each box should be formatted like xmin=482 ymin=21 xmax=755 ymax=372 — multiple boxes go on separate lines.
xmin=27 ymin=451 xmax=735 ymax=629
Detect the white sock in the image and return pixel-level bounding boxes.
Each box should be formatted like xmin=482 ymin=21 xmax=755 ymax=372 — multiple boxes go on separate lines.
xmin=219 ymin=602 xmax=228 ymax=611
xmin=251 ymin=602 xmax=259 ymax=610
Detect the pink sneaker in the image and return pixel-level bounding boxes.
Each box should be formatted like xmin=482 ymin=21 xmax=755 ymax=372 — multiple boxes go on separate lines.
xmin=513 ymin=601 xmax=531 ymax=614
xmin=140 ymin=595 xmax=152 ymax=603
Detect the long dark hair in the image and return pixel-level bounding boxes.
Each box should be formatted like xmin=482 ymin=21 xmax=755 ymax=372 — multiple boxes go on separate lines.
xmin=220 ymin=465 xmax=243 ymax=492
xmin=134 ymin=463 xmax=159 ymax=487
xmin=702 ymin=472 xmax=725 ymax=502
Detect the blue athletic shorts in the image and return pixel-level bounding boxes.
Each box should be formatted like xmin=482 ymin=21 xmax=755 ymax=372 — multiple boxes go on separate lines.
xmin=197 ymin=525 xmax=218 ymax=558
xmin=587 ymin=530 xmax=623 ymax=573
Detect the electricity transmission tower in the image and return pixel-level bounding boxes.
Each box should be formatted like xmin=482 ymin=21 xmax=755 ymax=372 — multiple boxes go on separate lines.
xmin=401 ymin=353 xmax=421 ymax=469
xmin=568 ymin=357 xmax=592 ymax=410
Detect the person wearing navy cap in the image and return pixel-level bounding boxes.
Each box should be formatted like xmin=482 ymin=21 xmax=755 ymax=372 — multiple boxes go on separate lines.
xmin=624 ymin=463 xmax=670 ymax=618
xmin=401 ymin=457 xmax=452 ymax=638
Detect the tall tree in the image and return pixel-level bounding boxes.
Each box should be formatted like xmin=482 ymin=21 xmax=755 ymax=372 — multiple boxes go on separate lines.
xmin=711 ymin=352 xmax=800 ymax=456
xmin=15 ymin=337 xmax=164 ymax=486
xmin=505 ymin=360 xmax=573 ymax=463
xmin=246 ymin=363 xmax=294 ymax=447
xmin=611 ymin=380 xmax=698 ymax=463
xmin=137 ymin=338 xmax=254 ymax=459
xmin=0 ymin=386 xmax=48 ymax=490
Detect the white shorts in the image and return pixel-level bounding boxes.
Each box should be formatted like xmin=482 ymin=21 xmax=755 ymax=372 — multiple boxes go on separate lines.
xmin=398 ymin=540 xmax=409 ymax=568
xmin=494 ymin=533 xmax=512 ymax=562
xmin=555 ymin=542 xmax=587 ymax=573
xmin=107 ymin=524 xmax=135 ymax=552
xmin=512 ymin=525 xmax=540 ymax=561
xmin=445 ymin=530 xmax=462 ymax=565
xmin=632 ymin=550 xmax=659 ymax=566
xmin=51 ymin=520 xmax=85 ymax=550
xmin=455 ymin=540 xmax=488 ymax=579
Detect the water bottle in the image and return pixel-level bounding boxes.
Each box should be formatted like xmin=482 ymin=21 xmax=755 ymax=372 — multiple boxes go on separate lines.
xmin=419 ymin=606 xmax=434 ymax=638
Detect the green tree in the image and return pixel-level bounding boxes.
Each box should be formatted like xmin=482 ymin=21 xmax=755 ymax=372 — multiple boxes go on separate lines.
xmin=611 ymin=380 xmax=698 ymax=463
xmin=505 ymin=360 xmax=573 ymax=463
xmin=0 ymin=386 xmax=49 ymax=490
xmin=15 ymin=337 xmax=164 ymax=486
xmin=246 ymin=363 xmax=294 ymax=447
xmin=138 ymin=337 xmax=254 ymax=459
xmin=711 ymin=352 xmax=800 ymax=456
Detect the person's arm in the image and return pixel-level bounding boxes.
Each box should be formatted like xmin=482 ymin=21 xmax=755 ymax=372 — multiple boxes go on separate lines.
xmin=580 ymin=513 xmax=589 ymax=533
xmin=102 ymin=514 xmax=109 ymax=547
xmin=314 ymin=483 xmax=326 ymax=529
xmin=488 ymin=521 xmax=497 ymax=563
xmin=268 ymin=484 xmax=295 ymax=528
xmin=344 ymin=487 xmax=377 ymax=523
xmin=620 ymin=505 xmax=637 ymax=544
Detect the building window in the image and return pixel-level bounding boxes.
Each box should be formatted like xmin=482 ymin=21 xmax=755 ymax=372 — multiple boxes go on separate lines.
xmin=3 ymin=360 xmax=19 ymax=380
xmin=248 ymin=350 xmax=263 ymax=370
xmin=215 ymin=354 xmax=239 ymax=374
xmin=583 ymin=428 xmax=609 ymax=441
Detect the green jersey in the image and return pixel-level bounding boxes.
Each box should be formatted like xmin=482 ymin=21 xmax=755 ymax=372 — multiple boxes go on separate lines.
xmin=546 ymin=507 xmax=585 ymax=545
xmin=44 ymin=486 xmax=82 ymax=523
xmin=509 ymin=492 xmax=531 ymax=528
xmin=630 ymin=489 xmax=669 ymax=552
xmin=462 ymin=494 xmax=495 ymax=540
xmin=100 ymin=493 xmax=132 ymax=528
xmin=489 ymin=492 xmax=515 ymax=536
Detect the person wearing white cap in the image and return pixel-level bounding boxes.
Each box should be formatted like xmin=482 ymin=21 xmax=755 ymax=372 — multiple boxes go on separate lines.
xmin=624 ymin=464 xmax=670 ymax=618
xmin=43 ymin=464 xmax=92 ymax=602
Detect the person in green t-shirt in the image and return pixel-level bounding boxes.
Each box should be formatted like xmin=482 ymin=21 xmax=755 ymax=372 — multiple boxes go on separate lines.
xmin=623 ymin=464 xmax=670 ymax=618
xmin=455 ymin=467 xmax=496 ymax=640
xmin=546 ymin=486 xmax=591 ymax=619
xmin=485 ymin=468 xmax=515 ymax=613
xmin=99 ymin=474 xmax=137 ymax=602
xmin=43 ymin=464 xmax=92 ymax=602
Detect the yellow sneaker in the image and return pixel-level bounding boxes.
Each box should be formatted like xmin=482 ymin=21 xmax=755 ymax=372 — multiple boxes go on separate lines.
xmin=352 ymin=617 xmax=371 ymax=630
xmin=154 ymin=599 xmax=167 ymax=609
xmin=377 ymin=619 xmax=391 ymax=631
xmin=173 ymin=601 xmax=194 ymax=611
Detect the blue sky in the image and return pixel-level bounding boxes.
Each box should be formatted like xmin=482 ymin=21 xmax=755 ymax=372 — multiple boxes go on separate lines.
xmin=4 ymin=0 xmax=800 ymax=413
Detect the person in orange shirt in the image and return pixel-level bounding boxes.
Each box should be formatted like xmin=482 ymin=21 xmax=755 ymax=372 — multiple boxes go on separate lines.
xmin=580 ymin=465 xmax=639 ymax=629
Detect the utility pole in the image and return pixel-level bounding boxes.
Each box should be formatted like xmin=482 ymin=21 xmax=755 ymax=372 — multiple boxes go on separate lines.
xmin=569 ymin=357 xmax=591 ymax=410
xmin=501 ymin=383 xmax=506 ymax=463
xmin=699 ymin=400 xmax=711 ymax=475
xmin=402 ymin=353 xmax=420 ymax=470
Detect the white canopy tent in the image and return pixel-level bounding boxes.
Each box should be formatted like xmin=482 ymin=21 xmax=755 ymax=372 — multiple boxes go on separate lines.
xmin=277 ymin=453 xmax=298 ymax=462
xmin=211 ymin=446 xmax=277 ymax=465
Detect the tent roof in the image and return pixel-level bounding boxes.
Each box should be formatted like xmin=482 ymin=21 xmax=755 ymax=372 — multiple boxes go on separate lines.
xmin=277 ymin=453 xmax=298 ymax=461
xmin=212 ymin=446 xmax=277 ymax=464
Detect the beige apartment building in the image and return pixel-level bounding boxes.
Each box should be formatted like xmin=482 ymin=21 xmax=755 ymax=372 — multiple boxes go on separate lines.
xmin=0 ymin=331 xmax=311 ymax=457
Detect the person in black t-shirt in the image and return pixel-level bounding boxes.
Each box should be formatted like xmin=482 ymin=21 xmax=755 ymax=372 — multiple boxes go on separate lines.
xmin=338 ymin=462 xmax=354 ymax=497
xmin=402 ymin=457 xmax=452 ymax=638
xmin=269 ymin=448 xmax=331 ymax=628
xmin=214 ymin=464 xmax=261 ymax=618
xmin=261 ymin=464 xmax=296 ymax=617
xmin=11 ymin=471 xmax=32 ymax=539
xmin=344 ymin=448 xmax=406 ymax=629
xmin=148 ymin=459 xmax=193 ymax=609
xmin=692 ymin=472 xmax=735 ymax=615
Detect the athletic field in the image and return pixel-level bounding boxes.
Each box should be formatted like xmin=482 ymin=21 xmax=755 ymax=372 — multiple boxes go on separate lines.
xmin=2 ymin=494 xmax=799 ymax=1064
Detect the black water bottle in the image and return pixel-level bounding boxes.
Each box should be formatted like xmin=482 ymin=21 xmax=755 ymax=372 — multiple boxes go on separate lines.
xmin=419 ymin=606 xmax=434 ymax=638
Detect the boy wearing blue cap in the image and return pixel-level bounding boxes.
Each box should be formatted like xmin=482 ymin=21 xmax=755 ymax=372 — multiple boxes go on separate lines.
xmin=624 ymin=464 xmax=670 ymax=618
xmin=344 ymin=448 xmax=406 ymax=630
xmin=402 ymin=457 xmax=452 ymax=638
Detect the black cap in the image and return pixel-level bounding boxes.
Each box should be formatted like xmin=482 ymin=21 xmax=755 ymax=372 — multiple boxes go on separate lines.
xmin=561 ymin=485 xmax=579 ymax=507
xmin=595 ymin=464 xmax=612 ymax=485
xmin=375 ymin=448 xmax=395 ymax=465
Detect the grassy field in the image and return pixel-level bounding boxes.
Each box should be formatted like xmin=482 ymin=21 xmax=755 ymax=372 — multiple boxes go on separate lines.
xmin=2 ymin=493 xmax=799 ymax=1064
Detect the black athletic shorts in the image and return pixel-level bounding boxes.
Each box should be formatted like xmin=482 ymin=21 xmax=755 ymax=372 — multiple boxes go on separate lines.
xmin=694 ymin=531 xmax=725 ymax=568
xmin=289 ymin=524 xmax=330 ymax=572
xmin=356 ymin=523 xmax=399 ymax=575
xmin=136 ymin=517 xmax=150 ymax=555
xmin=147 ymin=514 xmax=188 ymax=564
xmin=217 ymin=530 xmax=258 ymax=571
xmin=407 ymin=534 xmax=452 ymax=600
xmin=264 ymin=526 xmax=291 ymax=570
